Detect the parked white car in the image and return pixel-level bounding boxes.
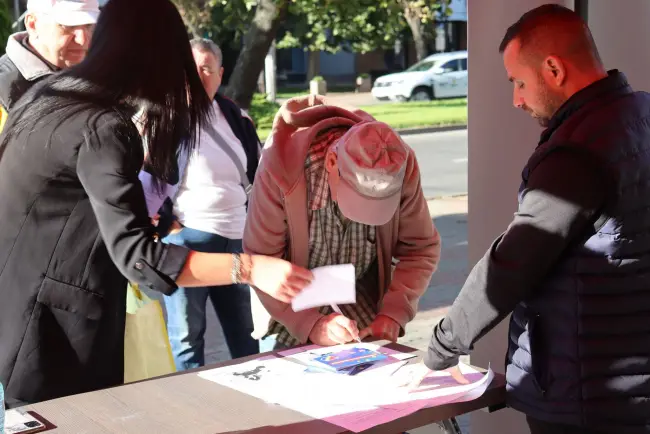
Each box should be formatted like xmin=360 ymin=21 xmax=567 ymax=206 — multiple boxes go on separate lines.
xmin=371 ymin=51 xmax=468 ymax=101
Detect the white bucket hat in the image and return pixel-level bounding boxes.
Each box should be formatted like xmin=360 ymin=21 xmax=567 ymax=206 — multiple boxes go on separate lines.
xmin=27 ymin=0 xmax=100 ymax=26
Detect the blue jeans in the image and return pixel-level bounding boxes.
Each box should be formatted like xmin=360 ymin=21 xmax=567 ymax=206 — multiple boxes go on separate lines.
xmin=258 ymin=334 xmax=289 ymax=353
xmin=163 ymin=227 xmax=259 ymax=370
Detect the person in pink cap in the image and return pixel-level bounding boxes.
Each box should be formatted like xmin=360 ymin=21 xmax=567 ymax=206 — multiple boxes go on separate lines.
xmin=0 ymin=0 xmax=99 ymax=128
xmin=244 ymin=95 xmax=441 ymax=350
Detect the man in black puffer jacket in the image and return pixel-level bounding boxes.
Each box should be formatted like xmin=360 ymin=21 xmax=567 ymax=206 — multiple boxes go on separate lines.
xmin=418 ymin=4 xmax=650 ymax=434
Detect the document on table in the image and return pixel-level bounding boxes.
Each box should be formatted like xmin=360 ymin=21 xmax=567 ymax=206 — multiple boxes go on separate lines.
xmin=197 ymin=356 xmax=380 ymax=425
xmin=291 ymin=264 xmax=356 ymax=312
xmin=4 ymin=409 xmax=47 ymax=433
xmin=198 ymin=343 xmax=496 ymax=433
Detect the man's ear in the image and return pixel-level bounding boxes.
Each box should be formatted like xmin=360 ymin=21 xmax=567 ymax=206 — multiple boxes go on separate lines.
xmin=543 ymin=55 xmax=566 ymax=86
xmin=325 ymin=149 xmax=337 ymax=173
xmin=24 ymin=13 xmax=37 ymax=35
xmin=325 ymin=149 xmax=340 ymax=201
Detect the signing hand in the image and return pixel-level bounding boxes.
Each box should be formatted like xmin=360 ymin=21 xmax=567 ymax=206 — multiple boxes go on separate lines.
xmin=309 ymin=313 xmax=361 ymax=346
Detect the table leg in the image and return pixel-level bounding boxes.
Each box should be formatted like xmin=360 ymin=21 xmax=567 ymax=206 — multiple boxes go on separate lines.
xmin=435 ymin=417 xmax=463 ymax=434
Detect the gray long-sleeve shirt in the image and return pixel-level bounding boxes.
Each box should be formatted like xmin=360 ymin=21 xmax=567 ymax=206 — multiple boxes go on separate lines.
xmin=424 ymin=148 xmax=606 ymax=370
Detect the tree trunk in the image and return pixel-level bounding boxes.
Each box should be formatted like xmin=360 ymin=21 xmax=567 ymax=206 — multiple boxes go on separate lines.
xmin=170 ymin=0 xmax=205 ymax=38
xmin=185 ymin=20 xmax=201 ymax=39
xmin=306 ymin=50 xmax=320 ymax=81
xmin=404 ymin=13 xmax=428 ymax=62
xmin=224 ymin=0 xmax=288 ymax=109
xmin=400 ymin=0 xmax=428 ymax=62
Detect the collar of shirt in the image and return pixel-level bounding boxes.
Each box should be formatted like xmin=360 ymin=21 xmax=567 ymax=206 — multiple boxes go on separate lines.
xmin=22 ymin=36 xmax=61 ymax=73
xmin=539 ymin=69 xmax=630 ymax=145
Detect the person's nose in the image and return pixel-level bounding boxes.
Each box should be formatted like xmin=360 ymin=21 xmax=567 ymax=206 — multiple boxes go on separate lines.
xmin=73 ymin=27 xmax=91 ymax=47
xmin=513 ymin=89 xmax=524 ymax=109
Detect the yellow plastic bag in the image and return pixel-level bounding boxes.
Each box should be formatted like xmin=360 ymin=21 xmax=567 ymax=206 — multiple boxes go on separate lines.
xmin=124 ymin=283 xmax=176 ymax=383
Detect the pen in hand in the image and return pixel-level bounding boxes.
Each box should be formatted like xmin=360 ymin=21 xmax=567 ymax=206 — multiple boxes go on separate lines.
xmin=330 ymin=303 xmax=362 ymax=343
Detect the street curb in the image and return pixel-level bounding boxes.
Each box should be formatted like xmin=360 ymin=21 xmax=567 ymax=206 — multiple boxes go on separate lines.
xmin=426 ymin=193 xmax=468 ymax=201
xmin=396 ymin=124 xmax=467 ymax=136
xmin=259 ymin=123 xmax=467 ymax=143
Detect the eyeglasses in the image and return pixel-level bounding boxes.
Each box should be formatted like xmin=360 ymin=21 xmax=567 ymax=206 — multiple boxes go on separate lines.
xmin=56 ymin=23 xmax=95 ymax=35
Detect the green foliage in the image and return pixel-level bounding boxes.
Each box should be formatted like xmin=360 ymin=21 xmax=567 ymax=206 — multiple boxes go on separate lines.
xmin=172 ymin=0 xmax=258 ymax=48
xmin=247 ymin=93 xmax=280 ymax=133
xmin=277 ymin=0 xmax=451 ymax=53
xmin=205 ymin=0 xmax=258 ymax=49
xmin=173 ymin=0 xmax=451 ymax=55
xmin=276 ymin=0 xmax=399 ymax=53
xmin=311 ymin=75 xmax=325 ymax=82
xmin=0 ymin=0 xmax=13 ymax=56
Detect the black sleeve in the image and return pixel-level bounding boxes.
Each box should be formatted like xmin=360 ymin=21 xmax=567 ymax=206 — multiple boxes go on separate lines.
xmin=77 ymin=117 xmax=189 ymax=295
xmin=242 ymin=115 xmax=262 ymax=184
xmin=215 ymin=94 xmax=261 ymax=184
xmin=424 ymin=148 xmax=607 ymax=370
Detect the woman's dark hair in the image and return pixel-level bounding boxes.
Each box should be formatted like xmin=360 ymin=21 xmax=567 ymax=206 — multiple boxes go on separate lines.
xmin=5 ymin=0 xmax=211 ymax=185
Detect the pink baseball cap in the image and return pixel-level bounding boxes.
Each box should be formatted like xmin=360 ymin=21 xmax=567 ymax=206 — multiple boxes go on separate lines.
xmin=333 ymin=121 xmax=409 ymax=226
xmin=27 ymin=0 xmax=100 ymax=26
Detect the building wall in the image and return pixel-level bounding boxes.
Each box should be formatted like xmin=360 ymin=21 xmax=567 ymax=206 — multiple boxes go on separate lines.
xmin=467 ymin=1 xmax=574 ymax=433
xmin=355 ymin=50 xmax=388 ymax=76
xmin=319 ymin=50 xmax=356 ymax=83
xmin=588 ymin=0 xmax=650 ymax=92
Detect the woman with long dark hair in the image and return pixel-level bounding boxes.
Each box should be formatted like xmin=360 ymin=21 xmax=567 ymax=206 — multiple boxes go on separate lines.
xmin=0 ymin=0 xmax=311 ymax=406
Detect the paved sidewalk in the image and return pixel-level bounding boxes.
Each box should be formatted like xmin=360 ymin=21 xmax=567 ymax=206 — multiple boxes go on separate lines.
xmin=147 ymin=195 xmax=473 ymax=433
xmin=408 ymin=196 xmax=471 ymax=434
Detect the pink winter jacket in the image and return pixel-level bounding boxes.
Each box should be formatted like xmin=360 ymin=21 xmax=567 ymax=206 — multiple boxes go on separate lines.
xmin=243 ymin=95 xmax=441 ymax=343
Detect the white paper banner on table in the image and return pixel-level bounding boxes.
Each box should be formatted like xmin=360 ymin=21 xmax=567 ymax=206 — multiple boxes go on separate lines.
xmin=198 ymin=343 xmax=495 ymax=433
xmin=291 ymin=264 xmax=356 ymax=312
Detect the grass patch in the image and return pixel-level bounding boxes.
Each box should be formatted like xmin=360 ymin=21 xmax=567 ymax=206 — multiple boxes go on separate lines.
xmin=360 ymin=99 xmax=467 ymax=131
xmin=248 ymin=94 xmax=280 ymax=140
xmin=252 ymin=96 xmax=467 ymax=142
xmin=276 ymin=90 xmax=306 ymax=99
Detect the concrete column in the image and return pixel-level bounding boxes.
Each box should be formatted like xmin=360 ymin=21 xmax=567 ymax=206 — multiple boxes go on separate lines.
xmin=588 ymin=0 xmax=650 ymax=92
xmin=466 ymin=1 xmax=573 ymax=433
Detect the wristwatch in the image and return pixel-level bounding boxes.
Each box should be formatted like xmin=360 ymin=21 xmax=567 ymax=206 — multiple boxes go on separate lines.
xmin=231 ymin=253 xmax=243 ymax=284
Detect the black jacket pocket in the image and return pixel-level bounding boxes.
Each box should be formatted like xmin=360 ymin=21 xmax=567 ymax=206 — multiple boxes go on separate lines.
xmin=37 ymin=277 xmax=104 ymax=320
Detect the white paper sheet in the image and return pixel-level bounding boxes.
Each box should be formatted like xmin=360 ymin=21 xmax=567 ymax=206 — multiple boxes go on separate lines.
xmin=198 ymin=345 xmax=495 ymax=433
xmin=198 ymin=357 xmax=380 ymax=424
xmin=291 ymin=264 xmax=356 ymax=312
xmin=390 ymin=352 xmax=418 ymax=361
xmin=197 ymin=357 xmax=306 ymax=404
xmin=369 ymin=362 xmax=495 ymax=407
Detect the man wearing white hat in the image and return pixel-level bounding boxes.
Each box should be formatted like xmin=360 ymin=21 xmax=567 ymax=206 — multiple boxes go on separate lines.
xmin=0 ymin=0 xmax=100 ymax=129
